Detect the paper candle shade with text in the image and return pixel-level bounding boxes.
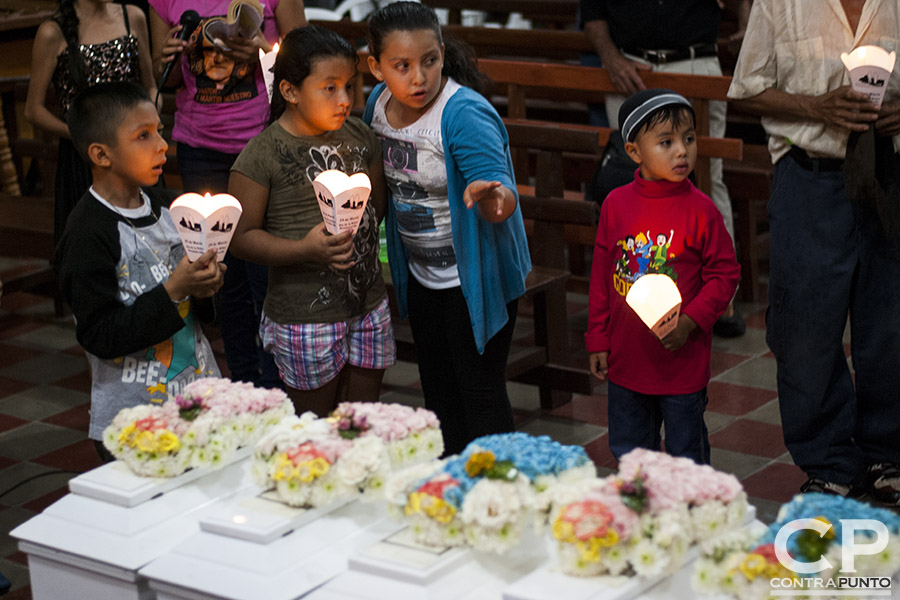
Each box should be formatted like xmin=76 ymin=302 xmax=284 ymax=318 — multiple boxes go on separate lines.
xmin=259 ymin=43 xmax=279 ymax=102
xmin=312 ymin=170 xmax=372 ymax=235
xmin=841 ymin=45 xmax=896 ymax=107
xmin=625 ymin=273 xmax=682 ymax=339
xmin=169 ymin=193 xmax=243 ymax=262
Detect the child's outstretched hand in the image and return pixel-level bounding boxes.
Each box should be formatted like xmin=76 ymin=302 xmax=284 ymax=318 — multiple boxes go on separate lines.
xmin=301 ymin=222 xmax=355 ymax=271
xmin=165 ymin=249 xmax=226 ymax=302
xmin=464 ymin=180 xmax=516 ymax=223
xmin=588 ymin=351 xmax=609 ymax=382
xmin=660 ymin=314 xmax=698 ymax=352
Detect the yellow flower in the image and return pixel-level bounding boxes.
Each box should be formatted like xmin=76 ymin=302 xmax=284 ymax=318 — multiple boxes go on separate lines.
xmin=273 ymin=454 xmax=294 ymax=481
xmin=309 ymin=457 xmax=330 ymax=478
xmin=155 ymin=431 xmax=180 ymax=453
xmin=553 ymin=518 xmax=575 ymax=543
xmin=425 ymin=496 xmax=456 ymax=524
xmin=576 ymin=539 xmax=602 ymax=563
xmin=595 ymin=528 xmax=618 ymax=547
xmin=405 ymin=492 xmax=456 ymax=524
xmin=136 ymin=430 xmax=156 ymax=452
xmin=119 ymin=424 xmax=137 ymax=446
xmin=738 ymin=553 xmax=768 ymax=581
xmin=465 ymin=451 xmax=496 ymax=477
xmin=405 ymin=492 xmax=423 ymax=516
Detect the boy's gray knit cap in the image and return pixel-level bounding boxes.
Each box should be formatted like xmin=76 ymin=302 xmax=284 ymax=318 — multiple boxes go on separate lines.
xmin=619 ymin=88 xmax=694 ymax=142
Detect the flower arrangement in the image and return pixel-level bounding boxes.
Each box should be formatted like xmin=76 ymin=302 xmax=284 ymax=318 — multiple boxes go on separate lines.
xmin=385 ymin=432 xmax=595 ymax=553
xmin=252 ymin=402 xmax=443 ymax=507
xmin=693 ymin=493 xmax=900 ymax=600
xmin=330 ymin=402 xmax=444 ymax=468
xmin=546 ymin=449 xmax=749 ymax=578
xmin=103 ymin=378 xmax=293 ymax=477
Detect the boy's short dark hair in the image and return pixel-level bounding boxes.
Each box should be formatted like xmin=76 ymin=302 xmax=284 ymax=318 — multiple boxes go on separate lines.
xmin=67 ymin=81 xmax=153 ymax=163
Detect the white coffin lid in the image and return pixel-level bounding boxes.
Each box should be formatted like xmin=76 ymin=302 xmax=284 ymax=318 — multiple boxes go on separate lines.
xmin=68 ymin=446 xmax=252 ymax=508
xmin=11 ymin=458 xmax=256 ymax=573
xmin=140 ymin=500 xmax=402 ymax=600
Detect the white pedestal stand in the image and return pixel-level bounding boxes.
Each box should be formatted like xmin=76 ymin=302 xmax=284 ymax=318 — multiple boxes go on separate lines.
xmin=140 ymin=500 xmax=403 ymax=600
xmin=11 ymin=458 xmax=257 ymax=600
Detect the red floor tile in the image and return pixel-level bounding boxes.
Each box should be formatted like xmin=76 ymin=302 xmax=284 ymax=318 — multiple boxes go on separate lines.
xmin=5 ymin=585 xmax=33 ymax=600
xmin=60 ymin=345 xmax=85 ymax=357
xmin=0 ymin=344 xmax=43 ymax=367
xmin=42 ymin=405 xmax=90 ymax=432
xmin=0 ymin=316 xmax=43 ymax=340
xmin=743 ymin=308 xmax=766 ymax=330
xmin=710 ymin=351 xmax=749 ymax=377
xmin=21 ymin=486 xmax=71 ymax=513
xmin=512 ymin=408 xmax=536 ymax=427
xmin=0 ymin=456 xmax=16 ymax=470
xmin=0 ymin=292 xmax=49 ymax=313
xmin=53 ymin=371 xmax=92 ymax=394
xmin=740 ymin=462 xmax=807 ymax=504
xmin=0 ymin=377 xmax=33 ymax=400
xmin=567 ymin=300 xmax=588 ymax=314
xmin=549 ymin=393 xmax=607 ymax=427
xmin=583 ymin=434 xmax=618 ymax=469
xmin=0 ymin=262 xmax=47 ymax=280
xmin=6 ymin=551 xmax=29 ymax=566
xmin=32 ymin=439 xmax=103 ymax=472
xmin=708 ymin=419 xmax=788 ymax=459
xmin=706 ymin=382 xmax=777 ymax=417
xmin=0 ymin=413 xmax=28 ymax=434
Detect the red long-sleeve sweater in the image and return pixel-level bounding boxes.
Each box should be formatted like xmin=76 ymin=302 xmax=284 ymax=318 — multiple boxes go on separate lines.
xmin=585 ymin=171 xmax=740 ymax=395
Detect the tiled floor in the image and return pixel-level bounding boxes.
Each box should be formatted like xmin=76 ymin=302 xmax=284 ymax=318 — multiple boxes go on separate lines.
xmin=0 ymin=259 xmax=839 ymax=599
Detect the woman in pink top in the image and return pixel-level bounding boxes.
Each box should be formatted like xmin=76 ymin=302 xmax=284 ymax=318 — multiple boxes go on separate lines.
xmin=149 ymin=0 xmax=306 ymax=390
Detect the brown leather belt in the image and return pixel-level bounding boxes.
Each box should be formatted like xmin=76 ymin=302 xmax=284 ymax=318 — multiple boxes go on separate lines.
xmin=787 ymin=146 xmax=844 ymax=172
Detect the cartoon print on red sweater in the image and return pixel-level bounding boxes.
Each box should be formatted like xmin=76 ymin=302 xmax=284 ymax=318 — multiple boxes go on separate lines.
xmin=614 ymin=228 xmax=678 ymax=296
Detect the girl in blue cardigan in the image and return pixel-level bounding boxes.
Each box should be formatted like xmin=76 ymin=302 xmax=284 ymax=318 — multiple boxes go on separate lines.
xmin=364 ymin=2 xmax=532 ymax=455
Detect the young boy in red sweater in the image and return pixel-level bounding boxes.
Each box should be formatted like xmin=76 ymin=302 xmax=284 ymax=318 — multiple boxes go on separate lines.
xmin=586 ymin=89 xmax=740 ymax=464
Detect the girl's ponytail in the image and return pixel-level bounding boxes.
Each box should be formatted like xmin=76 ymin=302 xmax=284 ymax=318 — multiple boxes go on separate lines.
xmin=55 ymin=0 xmax=88 ymax=90
xmin=441 ymin=37 xmax=491 ymax=99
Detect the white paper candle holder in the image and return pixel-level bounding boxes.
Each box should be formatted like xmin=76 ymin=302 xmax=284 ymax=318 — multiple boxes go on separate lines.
xmin=625 ymin=273 xmax=682 ymax=339
xmin=259 ymin=43 xmax=279 ymax=103
xmin=840 ymin=45 xmax=896 ymax=107
xmin=169 ymin=192 xmax=243 ymax=262
xmin=313 ymin=170 xmax=372 ymax=235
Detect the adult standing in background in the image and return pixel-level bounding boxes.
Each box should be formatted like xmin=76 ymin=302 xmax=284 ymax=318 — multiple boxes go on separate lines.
xmin=25 ymin=0 xmax=157 ymax=247
xmin=729 ymin=0 xmax=900 ymax=503
xmin=581 ymin=0 xmax=749 ymax=337
xmin=148 ymin=0 xmax=306 ymax=389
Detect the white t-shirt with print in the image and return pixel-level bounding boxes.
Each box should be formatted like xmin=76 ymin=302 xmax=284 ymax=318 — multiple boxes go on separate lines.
xmin=370 ymin=79 xmax=462 ymax=289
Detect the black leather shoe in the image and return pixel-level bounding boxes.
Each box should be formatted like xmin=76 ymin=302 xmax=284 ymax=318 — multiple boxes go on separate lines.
xmin=800 ymin=477 xmax=854 ymax=497
xmin=865 ymin=463 xmax=900 ymax=506
xmin=713 ymin=308 xmax=746 ymax=338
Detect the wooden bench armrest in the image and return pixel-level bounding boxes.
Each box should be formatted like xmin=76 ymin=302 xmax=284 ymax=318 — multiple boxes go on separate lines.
xmin=519 ymin=194 xmax=596 ymax=225
xmin=503 ymin=117 xmax=743 ymax=161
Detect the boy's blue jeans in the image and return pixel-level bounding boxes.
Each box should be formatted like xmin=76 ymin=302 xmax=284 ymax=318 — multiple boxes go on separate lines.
xmin=607 ymin=381 xmax=710 ymax=464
